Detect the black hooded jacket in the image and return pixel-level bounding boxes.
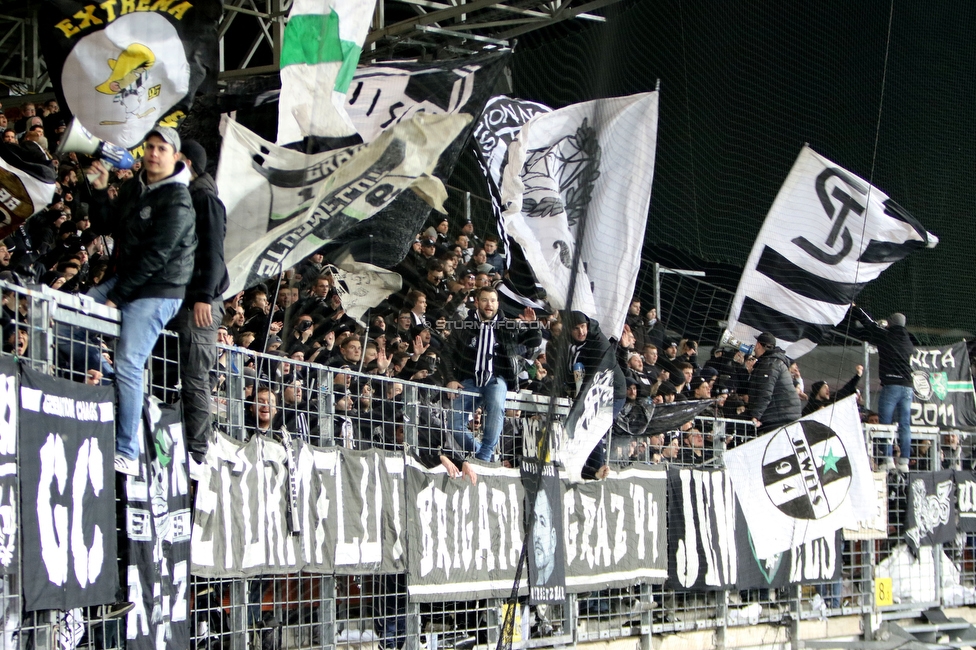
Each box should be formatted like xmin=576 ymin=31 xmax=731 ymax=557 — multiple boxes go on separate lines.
xmin=185 ymin=172 xmax=230 ymax=305
xmin=85 ymin=163 xmax=196 ymax=304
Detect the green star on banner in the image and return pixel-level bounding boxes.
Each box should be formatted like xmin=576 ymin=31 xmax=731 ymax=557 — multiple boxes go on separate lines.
xmin=821 ymin=447 xmax=839 ymax=475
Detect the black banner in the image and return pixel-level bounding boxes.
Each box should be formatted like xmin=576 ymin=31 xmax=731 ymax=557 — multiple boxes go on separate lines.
xmin=957 ymin=469 xmax=976 ymax=532
xmin=191 ymin=436 xmax=405 ymax=577
xmin=668 ymin=467 xmax=844 ymax=591
xmin=522 ymin=459 xmax=565 ymax=604
xmin=564 ymin=465 xmax=668 ymax=591
xmin=735 ymin=506 xmax=842 ymax=590
xmin=910 ymin=342 xmax=976 ymax=429
xmin=405 ymin=459 xmax=524 ymax=602
xmin=19 ymin=366 xmax=117 ymax=611
xmin=124 ymin=399 xmax=191 ymax=650
xmin=40 ymin=0 xmax=221 ymax=150
xmin=667 ymin=468 xmax=737 ymax=591
xmin=0 ymin=358 xmax=16 ymax=576
xmin=905 ymin=470 xmax=957 ymax=553
xmin=333 ymin=448 xmax=406 ymax=575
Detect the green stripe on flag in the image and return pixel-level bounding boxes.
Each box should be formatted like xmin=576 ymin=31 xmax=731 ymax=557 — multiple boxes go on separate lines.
xmin=281 ymin=10 xmax=360 ymax=81
xmin=948 ymin=381 xmax=974 ymax=392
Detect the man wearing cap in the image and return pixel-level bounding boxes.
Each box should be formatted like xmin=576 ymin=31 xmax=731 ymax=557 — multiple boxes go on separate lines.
xmin=173 ymin=139 xmax=230 ymax=466
xmin=745 ymin=332 xmax=802 ymax=433
xmin=852 ymin=307 xmax=915 ymax=471
xmin=84 ymin=127 xmax=196 ymax=475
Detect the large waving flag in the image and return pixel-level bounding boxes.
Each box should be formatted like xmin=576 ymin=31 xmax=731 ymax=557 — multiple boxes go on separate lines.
xmin=723 ymin=396 xmax=876 ymax=559
xmin=0 ymin=144 xmax=56 ymax=238
xmin=40 ymin=0 xmax=221 ymax=149
xmin=219 ymin=112 xmax=471 ymax=296
xmin=499 ymin=92 xmax=659 ymax=338
xmin=276 ymin=0 xmax=374 ymax=145
xmin=725 ymin=145 xmax=938 ymax=358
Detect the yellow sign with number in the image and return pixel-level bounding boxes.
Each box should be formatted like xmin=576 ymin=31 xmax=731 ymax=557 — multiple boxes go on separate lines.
xmin=875 ymin=577 xmax=893 ymax=606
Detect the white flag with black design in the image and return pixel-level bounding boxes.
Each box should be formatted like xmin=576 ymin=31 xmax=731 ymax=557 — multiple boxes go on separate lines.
xmin=217 ymin=112 xmax=470 ymax=296
xmin=500 ymin=92 xmax=659 ymax=337
xmin=725 ymin=145 xmax=938 ymax=358
xmin=723 ymin=395 xmax=876 ymax=559
xmin=0 ymin=143 xmax=56 ymax=238
xmin=473 ymin=95 xmax=552 ymax=313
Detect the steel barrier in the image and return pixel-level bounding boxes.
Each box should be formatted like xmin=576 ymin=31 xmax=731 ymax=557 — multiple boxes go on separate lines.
xmin=1 ymin=280 xmax=974 ymax=649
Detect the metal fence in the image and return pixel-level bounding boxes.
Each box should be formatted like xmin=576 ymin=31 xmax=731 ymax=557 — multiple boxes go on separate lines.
xmin=2 ymin=280 xmax=975 ymax=649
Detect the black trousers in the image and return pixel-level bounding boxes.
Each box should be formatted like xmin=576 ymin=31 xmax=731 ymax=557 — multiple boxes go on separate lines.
xmin=173 ymin=299 xmax=222 ymax=458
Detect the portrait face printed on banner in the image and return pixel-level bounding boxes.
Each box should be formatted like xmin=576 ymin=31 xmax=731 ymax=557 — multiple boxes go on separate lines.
xmin=61 ymin=13 xmax=190 ymax=148
xmin=532 ymin=489 xmax=557 ymax=586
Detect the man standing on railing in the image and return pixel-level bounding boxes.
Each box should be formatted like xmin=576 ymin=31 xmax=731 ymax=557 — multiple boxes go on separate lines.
xmin=745 ymin=331 xmax=802 ymax=434
xmin=851 ymin=307 xmax=916 ymax=472
xmin=174 ymin=140 xmax=229 ymax=468
xmin=83 ymin=127 xmax=196 ymax=476
xmin=445 ymin=286 xmax=541 ymax=462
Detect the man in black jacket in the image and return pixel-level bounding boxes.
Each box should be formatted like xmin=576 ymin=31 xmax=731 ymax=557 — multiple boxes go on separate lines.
xmin=852 ymin=308 xmax=915 ymax=471
xmin=556 ymin=311 xmax=627 ymax=479
xmin=746 ymin=332 xmax=801 ymax=433
xmin=175 ymin=139 xmax=229 ymax=465
xmin=445 ymin=286 xmax=540 ymax=461
xmin=85 ymin=127 xmax=197 ymax=475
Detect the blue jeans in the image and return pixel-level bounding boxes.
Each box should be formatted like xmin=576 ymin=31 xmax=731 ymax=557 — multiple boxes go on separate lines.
xmin=88 ymin=278 xmax=183 ymax=460
xmin=878 ymin=384 xmax=913 ymax=460
xmin=452 ymin=376 xmax=508 ymax=462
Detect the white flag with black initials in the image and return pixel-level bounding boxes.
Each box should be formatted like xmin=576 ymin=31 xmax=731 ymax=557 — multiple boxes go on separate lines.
xmin=723 ymin=396 xmax=876 ymax=559
xmin=726 ymin=145 xmax=937 ymax=358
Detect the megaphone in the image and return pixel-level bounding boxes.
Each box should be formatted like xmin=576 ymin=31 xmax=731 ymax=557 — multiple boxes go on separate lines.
xmin=58 ymin=118 xmax=134 ymax=170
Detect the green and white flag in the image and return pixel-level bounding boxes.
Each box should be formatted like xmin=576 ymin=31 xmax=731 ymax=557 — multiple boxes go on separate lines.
xmin=277 ymin=0 xmax=375 ymax=145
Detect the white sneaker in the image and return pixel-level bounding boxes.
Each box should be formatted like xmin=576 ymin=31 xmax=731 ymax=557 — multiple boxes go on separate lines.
xmin=114 ymin=454 xmax=139 ymax=476
xmin=897 ymin=459 xmax=910 ymax=473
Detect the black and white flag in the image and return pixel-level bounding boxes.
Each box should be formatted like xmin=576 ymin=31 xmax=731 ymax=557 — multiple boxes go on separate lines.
xmin=564 ymin=465 xmax=667 ymax=591
xmin=345 ymin=52 xmax=509 ymax=144
xmin=218 ymin=113 xmax=470 ymax=296
xmin=725 ymin=145 xmax=938 ymax=358
xmin=40 ymin=0 xmax=221 ymax=149
xmin=19 ymin=366 xmax=117 ymax=611
xmin=0 ymin=143 xmax=56 ymax=238
xmin=124 ymin=399 xmax=191 ymax=650
xmin=909 ymin=342 xmax=976 ymax=429
xmin=472 ymin=95 xmax=552 ymax=313
xmin=499 ymin=92 xmax=659 ymax=338
xmin=405 ymin=458 xmax=524 ymax=602
xmin=905 ymin=470 xmax=956 ymax=554
xmin=0 ymin=358 xmax=16 ymax=576
xmin=723 ymin=396 xmax=876 ymax=559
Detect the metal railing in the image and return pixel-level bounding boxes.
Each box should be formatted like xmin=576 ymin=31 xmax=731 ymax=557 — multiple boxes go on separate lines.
xmin=1 ymin=280 xmax=975 ymax=649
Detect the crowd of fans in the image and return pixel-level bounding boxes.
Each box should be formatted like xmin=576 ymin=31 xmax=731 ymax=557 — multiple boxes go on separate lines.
xmin=4 ymin=97 xmax=974 ymax=648
xmin=0 ymin=97 xmax=967 ymax=479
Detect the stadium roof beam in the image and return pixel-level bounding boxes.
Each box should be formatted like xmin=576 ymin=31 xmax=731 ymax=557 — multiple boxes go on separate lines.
xmin=363 ymin=0 xmax=625 ymax=61
xmin=3 ymin=0 xmax=625 ymax=91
